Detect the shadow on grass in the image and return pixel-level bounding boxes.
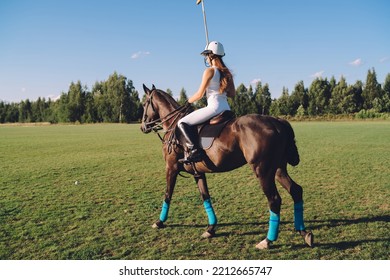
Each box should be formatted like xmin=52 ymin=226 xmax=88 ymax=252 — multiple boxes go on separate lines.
xmin=306 ymin=215 xmax=390 ymax=230
xmin=167 ymin=215 xmax=390 ymax=249
xmin=302 ymin=214 xmax=390 ymax=250
xmin=315 ymin=238 xmax=390 ymax=250
xmin=167 ymin=221 xmax=268 ymax=238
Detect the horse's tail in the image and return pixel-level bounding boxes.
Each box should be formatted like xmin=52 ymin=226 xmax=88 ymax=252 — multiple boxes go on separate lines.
xmin=279 ymin=118 xmax=300 ymax=166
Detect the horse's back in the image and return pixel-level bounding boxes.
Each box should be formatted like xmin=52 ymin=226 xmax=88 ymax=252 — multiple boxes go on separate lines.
xmin=231 ymin=114 xmax=299 ymax=166
xmin=197 ymin=114 xmax=299 ymax=173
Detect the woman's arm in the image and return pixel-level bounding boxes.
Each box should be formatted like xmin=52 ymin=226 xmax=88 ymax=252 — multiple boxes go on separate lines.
xmin=188 ymin=67 xmax=214 ymax=103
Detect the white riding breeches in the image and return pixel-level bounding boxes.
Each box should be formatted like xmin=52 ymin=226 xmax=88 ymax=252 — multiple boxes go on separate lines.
xmin=178 ymin=94 xmax=231 ymax=126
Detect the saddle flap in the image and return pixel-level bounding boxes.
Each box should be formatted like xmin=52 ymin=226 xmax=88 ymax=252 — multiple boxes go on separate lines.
xmin=199 ymin=111 xmax=235 ymax=149
xmin=175 ymin=110 xmax=235 ymax=151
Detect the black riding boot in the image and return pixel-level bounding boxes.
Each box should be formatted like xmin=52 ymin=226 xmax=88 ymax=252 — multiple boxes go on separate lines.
xmin=177 ymin=122 xmax=204 ymax=163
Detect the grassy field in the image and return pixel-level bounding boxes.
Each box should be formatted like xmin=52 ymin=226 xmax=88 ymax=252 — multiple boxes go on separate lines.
xmin=0 ymin=122 xmax=389 ymax=260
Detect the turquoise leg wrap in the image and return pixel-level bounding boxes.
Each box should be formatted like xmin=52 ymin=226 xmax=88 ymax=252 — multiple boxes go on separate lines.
xmin=159 ymin=201 xmax=170 ymax=222
xmin=294 ymin=201 xmax=305 ymax=231
xmin=267 ymin=210 xmax=280 ymax=242
xmin=203 ymin=199 xmax=217 ymax=225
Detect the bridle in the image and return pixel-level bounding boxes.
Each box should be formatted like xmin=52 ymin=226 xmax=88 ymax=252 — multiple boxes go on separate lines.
xmin=142 ymin=89 xmax=191 ymax=150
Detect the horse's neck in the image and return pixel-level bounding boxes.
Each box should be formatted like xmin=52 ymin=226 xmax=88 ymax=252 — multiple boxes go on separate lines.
xmin=154 ymin=92 xmax=179 ymax=130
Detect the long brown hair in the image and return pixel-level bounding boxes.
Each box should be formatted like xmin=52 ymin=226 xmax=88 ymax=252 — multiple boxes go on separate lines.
xmin=209 ymin=54 xmax=233 ymax=94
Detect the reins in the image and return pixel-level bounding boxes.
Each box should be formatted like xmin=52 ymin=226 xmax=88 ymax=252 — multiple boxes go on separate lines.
xmin=143 ymin=90 xmax=192 ymax=153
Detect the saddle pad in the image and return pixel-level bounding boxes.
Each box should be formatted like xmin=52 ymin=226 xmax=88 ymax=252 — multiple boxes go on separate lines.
xmin=199 ymin=120 xmax=232 ymax=150
xmin=200 ymin=137 xmax=214 ymax=150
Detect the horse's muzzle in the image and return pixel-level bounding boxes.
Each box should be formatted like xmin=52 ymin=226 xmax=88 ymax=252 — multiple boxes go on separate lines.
xmin=140 ymin=123 xmax=152 ymax=134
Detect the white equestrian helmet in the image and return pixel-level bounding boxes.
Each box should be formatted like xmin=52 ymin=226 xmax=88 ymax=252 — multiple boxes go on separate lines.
xmin=201 ymin=41 xmax=225 ymax=57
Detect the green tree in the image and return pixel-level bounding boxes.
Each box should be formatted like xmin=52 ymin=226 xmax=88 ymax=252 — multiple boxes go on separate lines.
xmin=57 ymin=92 xmax=70 ymax=122
xmin=0 ymin=101 xmax=6 ymax=123
xmin=1 ymin=103 xmax=19 ymax=122
xmin=18 ymin=99 xmax=33 ymax=122
xmin=296 ymin=104 xmax=307 ymax=117
xmin=229 ymin=83 xmax=256 ymax=116
xmin=177 ymin=88 xmax=188 ymax=106
xmin=31 ymin=97 xmax=50 ymax=122
xmin=329 ymin=76 xmax=337 ymax=95
xmin=128 ymin=89 xmax=142 ymax=122
xmin=381 ymin=73 xmax=390 ymax=112
xmin=362 ymin=68 xmax=382 ymax=110
xmin=290 ymin=81 xmax=308 ymax=115
xmin=329 ymin=76 xmax=348 ymax=114
xmin=339 ymin=85 xmax=359 ymax=114
xmin=351 ymin=80 xmax=364 ymax=112
xmin=104 ymin=72 xmax=133 ymax=123
xmin=67 ymin=81 xmax=86 ymax=122
xmin=92 ymin=81 xmax=108 ymax=122
xmin=308 ymin=78 xmax=331 ymax=115
xmin=83 ymin=91 xmax=97 ymax=123
xmin=277 ymin=87 xmax=292 ymax=116
xmin=254 ymin=82 xmax=272 ymax=115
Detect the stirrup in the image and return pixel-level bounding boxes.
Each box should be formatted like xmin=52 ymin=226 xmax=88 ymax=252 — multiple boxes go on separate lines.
xmin=178 ymin=149 xmax=204 ymax=164
xmin=178 ymin=157 xmax=190 ymax=164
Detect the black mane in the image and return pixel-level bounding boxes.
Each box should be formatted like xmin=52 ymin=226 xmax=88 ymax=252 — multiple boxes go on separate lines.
xmin=155 ymin=89 xmax=180 ymax=109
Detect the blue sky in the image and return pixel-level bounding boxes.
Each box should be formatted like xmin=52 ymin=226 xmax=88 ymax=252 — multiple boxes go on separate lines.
xmin=1 ymin=0 xmax=389 ymax=102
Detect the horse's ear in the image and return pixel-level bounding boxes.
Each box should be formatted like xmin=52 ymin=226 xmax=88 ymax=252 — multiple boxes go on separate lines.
xmin=143 ymin=84 xmax=150 ymax=95
xmin=152 ymin=84 xmax=156 ymax=90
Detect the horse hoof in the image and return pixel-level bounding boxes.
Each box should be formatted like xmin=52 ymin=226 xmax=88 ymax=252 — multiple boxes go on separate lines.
xmin=304 ymin=232 xmax=314 ymax=247
xmin=255 ymin=238 xmax=270 ymax=250
xmin=152 ymin=220 xmax=165 ymax=229
xmin=201 ymin=229 xmax=215 ymax=239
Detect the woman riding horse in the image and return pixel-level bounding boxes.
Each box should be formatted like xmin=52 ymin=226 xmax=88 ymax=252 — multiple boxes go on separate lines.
xmin=177 ymin=41 xmax=235 ymax=163
xmin=140 ymin=43 xmax=313 ymax=249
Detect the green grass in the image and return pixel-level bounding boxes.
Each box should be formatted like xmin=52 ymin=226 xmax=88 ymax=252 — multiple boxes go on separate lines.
xmin=0 ymin=122 xmax=389 ymax=260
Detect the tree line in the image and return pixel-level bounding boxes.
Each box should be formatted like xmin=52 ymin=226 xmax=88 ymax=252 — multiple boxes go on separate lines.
xmin=163 ymin=68 xmax=390 ymax=119
xmin=1 ymin=69 xmax=390 ymax=124
xmin=0 ymin=72 xmax=142 ymax=124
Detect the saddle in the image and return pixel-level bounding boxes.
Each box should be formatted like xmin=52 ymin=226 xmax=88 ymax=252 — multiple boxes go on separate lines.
xmin=176 ymin=110 xmax=235 ymax=150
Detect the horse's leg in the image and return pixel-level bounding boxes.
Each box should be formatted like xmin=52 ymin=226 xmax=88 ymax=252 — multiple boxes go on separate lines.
xmin=253 ymin=165 xmax=282 ymax=250
xmin=194 ymin=173 xmax=217 ymax=238
xmin=275 ymin=166 xmax=313 ymax=247
xmin=152 ymin=162 xmax=178 ymax=229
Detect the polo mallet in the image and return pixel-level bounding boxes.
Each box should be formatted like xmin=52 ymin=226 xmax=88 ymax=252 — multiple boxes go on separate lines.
xmin=196 ymin=0 xmax=209 ymax=46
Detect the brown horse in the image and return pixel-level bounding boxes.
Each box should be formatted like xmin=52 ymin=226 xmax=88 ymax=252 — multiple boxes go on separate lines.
xmin=140 ymin=84 xmax=313 ymax=249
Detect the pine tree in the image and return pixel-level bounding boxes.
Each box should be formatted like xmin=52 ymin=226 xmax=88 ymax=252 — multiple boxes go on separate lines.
xmin=308 ymin=78 xmax=331 ymax=115
xmin=382 ymin=74 xmax=390 ymax=112
xmin=177 ymin=88 xmax=188 ymax=106
xmin=67 ymin=81 xmax=86 ymax=122
xmin=18 ymin=99 xmax=33 ymax=122
xmin=277 ymin=87 xmax=291 ymax=115
xmin=329 ymin=76 xmax=348 ymax=114
xmin=362 ymin=68 xmax=382 ymax=110
xmin=290 ymin=81 xmax=308 ymax=115
xmin=254 ymin=83 xmax=272 ymax=115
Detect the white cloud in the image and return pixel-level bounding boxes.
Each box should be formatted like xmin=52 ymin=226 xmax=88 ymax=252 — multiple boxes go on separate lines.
xmin=310 ymin=71 xmax=324 ymax=78
xmin=379 ymin=56 xmax=389 ymax=63
xmin=349 ymin=58 xmax=363 ymax=67
xmin=250 ymin=78 xmax=261 ymax=85
xmin=47 ymin=94 xmax=60 ymax=101
xmin=131 ymin=51 xmax=151 ymax=59
xmin=21 ymin=87 xmax=26 ymax=92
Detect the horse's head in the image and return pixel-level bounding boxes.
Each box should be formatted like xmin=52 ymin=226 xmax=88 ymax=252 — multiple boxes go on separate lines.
xmin=141 ymin=84 xmax=159 ymax=133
